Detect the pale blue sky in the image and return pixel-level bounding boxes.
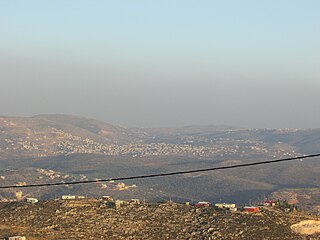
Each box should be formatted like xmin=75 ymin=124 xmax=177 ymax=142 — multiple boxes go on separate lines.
xmin=0 ymin=1 xmax=319 ymax=128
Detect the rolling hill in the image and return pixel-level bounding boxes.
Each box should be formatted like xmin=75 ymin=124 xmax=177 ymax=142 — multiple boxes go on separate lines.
xmin=0 ymin=114 xmax=319 ymax=212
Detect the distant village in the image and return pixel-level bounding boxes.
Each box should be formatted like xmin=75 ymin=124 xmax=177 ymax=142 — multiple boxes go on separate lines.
xmin=1 ymin=127 xmax=298 ymax=159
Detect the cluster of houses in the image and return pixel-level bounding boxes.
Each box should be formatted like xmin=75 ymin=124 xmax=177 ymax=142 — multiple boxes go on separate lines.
xmin=61 ymin=195 xmax=86 ymax=200
xmin=185 ymin=199 xmax=296 ymax=213
xmin=24 ymin=195 xmax=297 ymax=214
xmin=25 ymin=198 xmax=38 ymax=204
xmin=3 ymin=236 xmax=26 ymax=240
xmin=169 ymin=198 xmax=290 ymax=213
xmin=194 ymin=202 xmax=260 ymax=213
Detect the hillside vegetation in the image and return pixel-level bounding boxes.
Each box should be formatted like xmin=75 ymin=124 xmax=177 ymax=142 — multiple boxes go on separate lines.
xmin=0 ymin=114 xmax=319 ymax=212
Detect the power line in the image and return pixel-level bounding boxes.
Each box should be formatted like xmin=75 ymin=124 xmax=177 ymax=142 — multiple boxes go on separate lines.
xmin=0 ymin=153 xmax=319 ymax=189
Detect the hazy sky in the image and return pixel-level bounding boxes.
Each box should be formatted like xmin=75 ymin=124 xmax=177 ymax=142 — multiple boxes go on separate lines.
xmin=0 ymin=1 xmax=319 ymax=129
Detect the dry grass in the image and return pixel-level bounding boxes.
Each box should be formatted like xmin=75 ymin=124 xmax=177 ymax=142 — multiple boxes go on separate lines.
xmin=291 ymin=220 xmax=320 ymax=235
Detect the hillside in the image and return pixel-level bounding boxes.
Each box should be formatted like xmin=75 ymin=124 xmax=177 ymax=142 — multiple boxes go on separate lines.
xmin=0 ymin=200 xmax=319 ymax=239
xmin=0 ymin=114 xmax=319 ymax=213
xmin=142 ymin=126 xmax=320 ymax=154
xmin=0 ymin=114 xmax=135 ymax=159
xmin=1 ymin=114 xmax=320 ymax=159
xmin=0 ymin=153 xmax=319 ymax=212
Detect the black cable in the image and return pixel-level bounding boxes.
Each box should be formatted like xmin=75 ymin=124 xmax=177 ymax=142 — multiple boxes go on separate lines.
xmin=0 ymin=153 xmax=319 ymax=189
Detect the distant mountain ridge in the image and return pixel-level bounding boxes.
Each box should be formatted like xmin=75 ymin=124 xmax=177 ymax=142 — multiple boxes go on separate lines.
xmin=0 ymin=114 xmax=137 ymax=159
xmin=1 ymin=114 xmax=320 ymax=159
xmin=1 ymin=114 xmax=131 ymax=142
xmin=31 ymin=114 xmax=132 ymax=143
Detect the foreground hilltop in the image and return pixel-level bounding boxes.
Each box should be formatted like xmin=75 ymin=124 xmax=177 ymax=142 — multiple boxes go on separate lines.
xmin=0 ymin=200 xmax=319 ymax=240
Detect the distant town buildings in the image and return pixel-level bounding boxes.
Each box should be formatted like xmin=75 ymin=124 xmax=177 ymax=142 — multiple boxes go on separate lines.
xmin=264 ymin=200 xmax=277 ymax=207
xmin=5 ymin=236 xmax=26 ymax=240
xmin=215 ymin=203 xmax=236 ymax=209
xmin=26 ymin=198 xmax=38 ymax=204
xmin=195 ymin=201 xmax=210 ymax=207
xmin=61 ymin=195 xmax=85 ymax=200
xmin=215 ymin=203 xmax=237 ymax=212
xmin=0 ymin=126 xmax=299 ymax=159
xmin=243 ymin=206 xmax=260 ymax=213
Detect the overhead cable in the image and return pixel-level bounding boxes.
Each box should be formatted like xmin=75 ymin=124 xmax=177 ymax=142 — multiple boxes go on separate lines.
xmin=0 ymin=153 xmax=319 ymax=189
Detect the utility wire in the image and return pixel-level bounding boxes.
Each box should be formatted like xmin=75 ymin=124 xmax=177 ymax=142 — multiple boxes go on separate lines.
xmin=0 ymin=153 xmax=319 ymax=189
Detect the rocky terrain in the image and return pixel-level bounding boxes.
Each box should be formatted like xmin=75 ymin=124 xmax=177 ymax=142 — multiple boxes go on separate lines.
xmin=271 ymin=188 xmax=320 ymax=213
xmin=0 ymin=200 xmax=319 ymax=240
